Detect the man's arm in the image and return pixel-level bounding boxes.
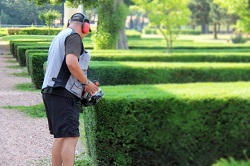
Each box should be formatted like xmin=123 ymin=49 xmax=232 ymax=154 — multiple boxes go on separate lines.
xmin=66 ymin=54 xmax=98 ymax=95
xmin=66 ymin=53 xmax=88 ymax=84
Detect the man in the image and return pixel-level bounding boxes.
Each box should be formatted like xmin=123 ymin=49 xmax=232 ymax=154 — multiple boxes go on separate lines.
xmin=41 ymin=13 xmax=98 ymax=166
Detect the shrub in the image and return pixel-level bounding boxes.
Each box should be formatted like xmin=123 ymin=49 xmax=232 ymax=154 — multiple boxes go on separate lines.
xmin=16 ymin=44 xmax=49 ymax=66
xmin=29 ymin=59 xmax=250 ymax=88
xmin=87 ymin=61 xmax=250 ymax=85
xmin=9 ymin=39 xmax=50 ymax=57
xmin=25 ymin=50 xmax=48 ymax=74
xmin=29 ymin=54 xmax=48 ymax=88
xmin=91 ymin=51 xmax=250 ymax=63
xmin=83 ymin=83 xmax=250 ymax=165
xmin=8 ymin=27 xmax=62 ymax=35
xmin=0 ymin=28 xmax=8 ymax=37
xmin=231 ymin=34 xmax=247 ymax=44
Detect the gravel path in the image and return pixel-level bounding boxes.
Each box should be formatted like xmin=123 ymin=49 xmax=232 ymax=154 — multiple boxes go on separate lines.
xmin=0 ymin=40 xmax=84 ymax=166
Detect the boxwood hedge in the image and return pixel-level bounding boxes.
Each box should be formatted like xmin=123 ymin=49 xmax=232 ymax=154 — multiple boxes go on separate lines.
xmin=29 ymin=56 xmax=250 ymax=88
xmin=25 ymin=50 xmax=48 ymax=74
xmin=16 ymin=44 xmax=49 ymax=66
xmin=9 ymin=39 xmax=50 ymax=56
xmin=29 ymin=54 xmax=47 ymax=88
xmin=87 ymin=61 xmax=250 ymax=85
xmin=83 ymin=82 xmax=250 ymax=166
xmin=91 ymin=51 xmax=250 ymax=62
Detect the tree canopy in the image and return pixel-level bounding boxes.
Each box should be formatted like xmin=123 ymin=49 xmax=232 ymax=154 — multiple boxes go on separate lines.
xmin=214 ymin=0 xmax=250 ymax=32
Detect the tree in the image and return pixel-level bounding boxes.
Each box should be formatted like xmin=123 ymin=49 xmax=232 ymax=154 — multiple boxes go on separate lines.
xmin=213 ymin=0 xmax=250 ymax=33
xmin=39 ymin=9 xmax=61 ymax=29
xmin=32 ymin=0 xmax=132 ymax=49
xmin=189 ymin=0 xmax=211 ymax=33
xmin=134 ymin=0 xmax=191 ymax=52
xmin=0 ymin=0 xmax=63 ymax=25
xmin=209 ymin=1 xmax=228 ymax=39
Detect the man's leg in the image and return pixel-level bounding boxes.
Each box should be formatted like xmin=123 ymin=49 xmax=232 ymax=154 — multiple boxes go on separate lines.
xmin=52 ymin=138 xmax=64 ymax=166
xmin=61 ymin=137 xmax=79 ymax=166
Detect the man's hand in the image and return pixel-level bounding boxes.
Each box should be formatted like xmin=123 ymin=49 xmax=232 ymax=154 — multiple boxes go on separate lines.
xmin=84 ymin=81 xmax=99 ymax=95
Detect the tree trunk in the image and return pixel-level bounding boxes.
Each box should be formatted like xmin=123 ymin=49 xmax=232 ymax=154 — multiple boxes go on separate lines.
xmin=96 ymin=0 xmax=128 ymax=49
xmin=117 ymin=27 xmax=128 ymax=49
xmin=213 ymin=23 xmax=218 ymax=39
xmin=129 ymin=15 xmax=133 ymax=29
xmin=201 ymin=23 xmax=209 ymax=34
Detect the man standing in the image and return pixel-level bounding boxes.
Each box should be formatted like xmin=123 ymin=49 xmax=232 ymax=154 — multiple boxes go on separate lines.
xmin=41 ymin=13 xmax=98 ymax=166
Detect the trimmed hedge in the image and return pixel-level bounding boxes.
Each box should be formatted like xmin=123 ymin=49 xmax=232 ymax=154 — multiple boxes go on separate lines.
xmin=29 ymin=54 xmax=47 ymax=89
xmin=9 ymin=40 xmax=50 ymax=57
xmin=29 ymin=51 xmax=250 ymax=63
xmin=30 ymin=56 xmax=250 ymax=88
xmin=16 ymin=45 xmax=49 ymax=66
xmin=8 ymin=27 xmax=62 ymax=35
xmin=129 ymin=45 xmax=250 ymax=50
xmin=91 ymin=51 xmax=250 ymax=62
xmin=25 ymin=50 xmax=48 ymax=74
xmin=83 ymin=83 xmax=250 ymax=165
xmin=87 ymin=61 xmax=250 ymax=85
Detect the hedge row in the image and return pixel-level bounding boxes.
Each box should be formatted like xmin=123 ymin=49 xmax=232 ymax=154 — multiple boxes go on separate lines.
xmin=16 ymin=45 xmax=49 ymax=66
xmin=29 ymin=54 xmax=250 ymax=88
xmin=129 ymin=45 xmax=250 ymax=50
xmin=25 ymin=50 xmax=48 ymax=74
xmin=87 ymin=61 xmax=250 ymax=85
xmin=26 ymin=50 xmax=250 ymax=63
xmin=91 ymin=52 xmax=250 ymax=62
xmin=10 ymin=40 xmax=50 ymax=57
xmin=83 ymin=82 xmax=250 ymax=165
xmin=28 ymin=54 xmax=48 ymax=89
xmin=8 ymin=27 xmax=62 ymax=35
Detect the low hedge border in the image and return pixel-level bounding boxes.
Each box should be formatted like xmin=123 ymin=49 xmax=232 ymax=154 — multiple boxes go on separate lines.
xmin=30 ymin=55 xmax=250 ymax=88
xmin=26 ymin=51 xmax=250 ymax=63
xmin=16 ymin=45 xmax=49 ymax=66
xmin=29 ymin=54 xmax=48 ymax=89
xmin=25 ymin=50 xmax=48 ymax=74
xmin=8 ymin=27 xmax=62 ymax=35
xmin=87 ymin=61 xmax=250 ymax=85
xmin=9 ymin=39 xmax=50 ymax=56
xmin=129 ymin=45 xmax=250 ymax=50
xmin=83 ymin=83 xmax=250 ymax=165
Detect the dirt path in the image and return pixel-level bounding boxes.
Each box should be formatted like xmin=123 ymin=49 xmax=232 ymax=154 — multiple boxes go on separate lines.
xmin=0 ymin=40 xmax=84 ymax=165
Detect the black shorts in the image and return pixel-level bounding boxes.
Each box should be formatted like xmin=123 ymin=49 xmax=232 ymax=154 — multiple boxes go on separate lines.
xmin=42 ymin=88 xmax=82 ymax=138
